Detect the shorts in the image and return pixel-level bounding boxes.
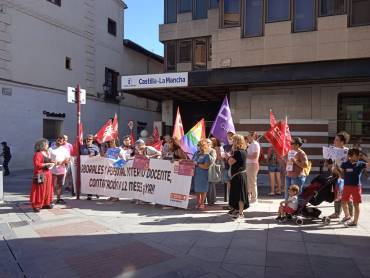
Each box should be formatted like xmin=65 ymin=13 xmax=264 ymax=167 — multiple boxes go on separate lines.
xmin=342 ymin=185 xmax=362 ymax=203
xmin=282 ymin=206 xmax=296 ymax=214
xmin=268 ymin=164 xmax=280 ymax=172
xmin=52 ymin=174 xmax=66 ymax=186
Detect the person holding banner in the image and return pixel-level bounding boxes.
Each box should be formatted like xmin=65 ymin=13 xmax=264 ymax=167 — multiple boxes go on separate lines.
xmin=134 ymin=139 xmax=162 ymax=159
xmin=30 ymin=139 xmax=55 ymax=212
xmin=105 ymin=139 xmax=125 ymax=201
xmin=81 ymin=134 xmax=100 ymax=201
xmin=225 ymin=134 xmax=249 ymax=219
xmin=192 ymin=140 xmax=211 ymax=210
xmin=162 ymin=137 xmax=187 ymax=160
xmin=285 ymin=137 xmax=308 ymax=200
xmin=120 ymin=135 xmax=135 ymax=160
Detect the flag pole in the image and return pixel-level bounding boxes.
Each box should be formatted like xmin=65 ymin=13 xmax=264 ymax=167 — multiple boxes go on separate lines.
xmin=76 ymin=84 xmax=81 ymax=200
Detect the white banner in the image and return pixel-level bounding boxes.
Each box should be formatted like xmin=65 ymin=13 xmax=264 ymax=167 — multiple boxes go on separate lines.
xmin=80 ymin=156 xmax=192 ymax=209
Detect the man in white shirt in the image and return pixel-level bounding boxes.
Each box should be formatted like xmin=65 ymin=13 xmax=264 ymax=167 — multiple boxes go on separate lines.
xmin=135 ymin=139 xmax=162 ymax=158
xmin=247 ymin=132 xmax=260 ymax=203
xmin=49 ymin=135 xmax=70 ymax=204
xmin=120 ymin=135 xmax=134 ymax=160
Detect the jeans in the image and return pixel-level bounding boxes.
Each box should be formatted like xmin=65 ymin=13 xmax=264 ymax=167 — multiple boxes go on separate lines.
xmin=285 ymin=175 xmax=306 ymax=200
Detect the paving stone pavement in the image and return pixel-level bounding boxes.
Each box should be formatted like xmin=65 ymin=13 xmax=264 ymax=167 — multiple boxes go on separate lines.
xmin=0 ymin=170 xmax=370 ymax=277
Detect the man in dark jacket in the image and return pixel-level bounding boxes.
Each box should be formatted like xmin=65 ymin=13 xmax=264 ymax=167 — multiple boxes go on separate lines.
xmin=1 ymin=142 xmax=11 ymax=176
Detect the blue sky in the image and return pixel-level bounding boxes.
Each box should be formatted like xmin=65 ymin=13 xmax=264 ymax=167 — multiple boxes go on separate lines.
xmin=124 ymin=0 xmax=164 ymax=56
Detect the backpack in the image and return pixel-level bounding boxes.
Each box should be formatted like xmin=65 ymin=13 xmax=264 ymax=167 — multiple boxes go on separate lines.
xmin=303 ymin=160 xmax=312 ymax=176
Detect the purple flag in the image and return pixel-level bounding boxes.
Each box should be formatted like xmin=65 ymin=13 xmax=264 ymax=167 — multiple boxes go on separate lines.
xmin=210 ymin=96 xmax=235 ymax=145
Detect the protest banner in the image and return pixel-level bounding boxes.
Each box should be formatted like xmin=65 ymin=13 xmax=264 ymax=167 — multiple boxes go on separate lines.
xmin=80 ymin=156 xmax=192 ymax=209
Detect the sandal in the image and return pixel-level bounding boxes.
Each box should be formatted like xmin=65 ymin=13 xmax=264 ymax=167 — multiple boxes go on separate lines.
xmin=328 ymin=213 xmax=339 ymax=219
xmin=268 ymin=192 xmax=275 ymax=196
xmin=344 ymin=221 xmax=357 ymax=227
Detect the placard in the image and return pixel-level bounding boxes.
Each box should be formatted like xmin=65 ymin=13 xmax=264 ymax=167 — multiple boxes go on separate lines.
xmin=178 ymin=160 xmax=195 ymax=176
xmin=133 ymin=155 xmax=150 ymax=170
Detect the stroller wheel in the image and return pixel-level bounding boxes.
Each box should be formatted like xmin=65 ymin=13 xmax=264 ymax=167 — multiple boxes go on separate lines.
xmin=296 ymin=218 xmax=304 ymax=225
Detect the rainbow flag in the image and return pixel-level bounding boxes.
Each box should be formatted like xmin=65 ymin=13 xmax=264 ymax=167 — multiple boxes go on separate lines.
xmin=181 ymin=119 xmax=206 ymax=158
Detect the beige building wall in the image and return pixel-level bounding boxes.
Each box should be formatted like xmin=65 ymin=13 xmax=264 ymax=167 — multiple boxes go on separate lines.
xmin=160 ymin=10 xmax=370 ymax=69
xmin=159 ymin=9 xmax=219 ymax=42
xmin=213 ymin=15 xmax=370 ymax=68
xmin=230 ymin=81 xmax=370 ymax=136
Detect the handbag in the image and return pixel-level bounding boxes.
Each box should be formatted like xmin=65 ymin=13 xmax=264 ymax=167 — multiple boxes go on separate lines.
xmin=33 ymin=173 xmax=45 ymax=184
xmin=208 ymin=162 xmax=222 ymax=183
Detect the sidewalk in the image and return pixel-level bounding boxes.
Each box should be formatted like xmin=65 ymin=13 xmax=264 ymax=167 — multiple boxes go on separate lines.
xmin=1 ymin=171 xmax=370 ymax=278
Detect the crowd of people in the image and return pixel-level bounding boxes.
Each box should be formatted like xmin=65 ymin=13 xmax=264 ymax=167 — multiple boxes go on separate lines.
xmin=27 ymin=129 xmax=369 ymax=228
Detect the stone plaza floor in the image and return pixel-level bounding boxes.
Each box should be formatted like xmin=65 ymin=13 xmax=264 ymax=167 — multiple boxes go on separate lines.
xmin=1 ymin=170 xmax=370 ymax=278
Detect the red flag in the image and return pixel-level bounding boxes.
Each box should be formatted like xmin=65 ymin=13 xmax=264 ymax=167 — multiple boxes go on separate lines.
xmin=147 ymin=126 xmax=162 ymax=151
xmin=94 ymin=114 xmax=119 ymax=144
xmin=71 ymin=123 xmax=83 ymax=156
xmin=264 ymin=121 xmax=291 ymax=157
xmin=270 ymin=109 xmax=277 ymax=127
xmin=153 ymin=126 xmax=160 ymax=142
xmin=150 ymin=140 xmax=162 ymax=151
xmin=173 ymin=107 xmax=184 ymax=142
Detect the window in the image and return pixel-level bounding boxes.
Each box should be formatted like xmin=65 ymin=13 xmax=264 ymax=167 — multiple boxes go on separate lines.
xmin=338 ymin=94 xmax=370 ymax=136
xmin=46 ymin=0 xmax=61 ymax=6
xmin=349 ymin=0 xmax=370 ymax=27
xmin=193 ymin=38 xmax=207 ymax=69
xmin=178 ymin=40 xmax=192 ymax=63
xmin=266 ymin=0 xmax=290 ymax=22
xmin=179 ymin=0 xmax=192 ymax=12
xmin=165 ymin=0 xmax=177 ymax=23
xmin=209 ymin=0 xmax=220 ymax=9
xmin=194 ymin=0 xmax=208 ymax=19
xmin=293 ymin=0 xmax=316 ymax=32
xmin=222 ymin=0 xmax=241 ymax=27
xmin=104 ymin=68 xmax=118 ymax=100
xmin=65 ymin=57 xmax=71 ymax=70
xmin=107 ymin=18 xmax=117 ymax=36
xmin=166 ymin=41 xmax=177 ymax=71
xmin=319 ymin=0 xmax=345 ymax=16
xmin=243 ymin=0 xmax=264 ymax=37
xmin=43 ymin=119 xmax=63 ymax=141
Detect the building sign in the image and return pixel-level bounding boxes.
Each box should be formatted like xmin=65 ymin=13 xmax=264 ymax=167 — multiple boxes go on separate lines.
xmin=121 ymin=72 xmax=188 ymax=90
xmin=67 ymin=87 xmax=86 ymax=104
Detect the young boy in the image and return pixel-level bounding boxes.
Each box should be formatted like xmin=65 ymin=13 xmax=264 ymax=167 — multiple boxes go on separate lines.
xmin=340 ymin=148 xmax=370 ymax=227
xmin=276 ymin=184 xmax=300 ymax=221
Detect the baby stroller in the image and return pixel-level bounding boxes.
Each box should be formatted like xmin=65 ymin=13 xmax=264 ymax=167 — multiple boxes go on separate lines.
xmin=285 ymin=175 xmax=336 ymax=225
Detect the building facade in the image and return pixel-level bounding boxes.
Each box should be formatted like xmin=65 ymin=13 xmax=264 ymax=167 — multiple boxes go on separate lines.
xmin=0 ymin=0 xmax=163 ymax=170
xmin=157 ymin=0 xmax=370 ymax=172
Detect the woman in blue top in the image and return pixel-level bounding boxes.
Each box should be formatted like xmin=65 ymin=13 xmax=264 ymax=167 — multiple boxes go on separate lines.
xmin=192 ymin=139 xmax=211 ymax=210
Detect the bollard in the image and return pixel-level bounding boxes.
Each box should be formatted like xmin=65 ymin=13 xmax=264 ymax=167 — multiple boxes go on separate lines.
xmin=0 ymin=165 xmax=3 ymax=203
